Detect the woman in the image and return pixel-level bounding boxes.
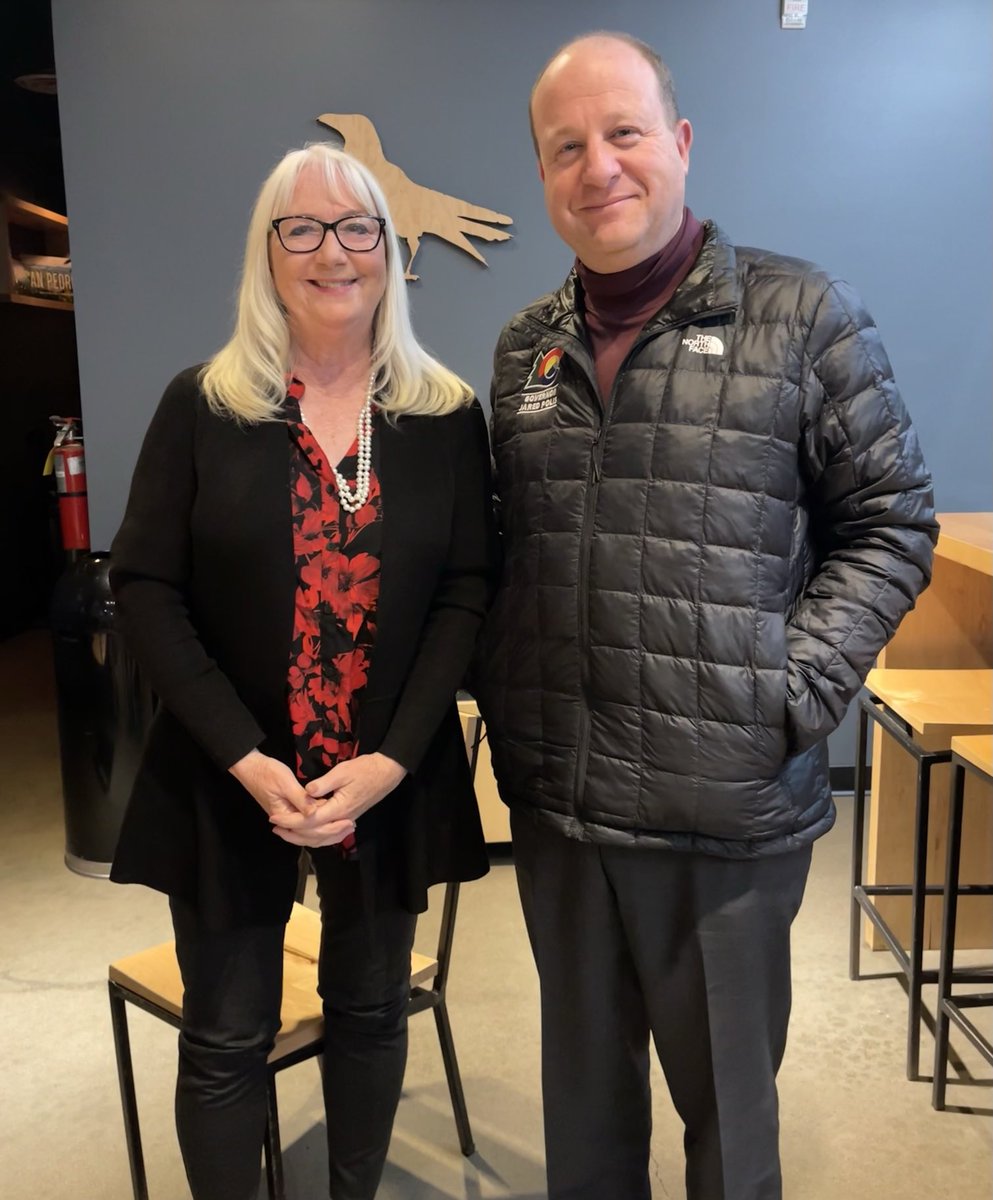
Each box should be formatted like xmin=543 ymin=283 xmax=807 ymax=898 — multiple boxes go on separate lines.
xmin=109 ymin=143 xmax=496 ymax=1200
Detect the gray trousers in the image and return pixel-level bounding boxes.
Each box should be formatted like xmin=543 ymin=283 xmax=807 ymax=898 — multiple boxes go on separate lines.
xmin=511 ymin=808 xmax=812 ymax=1200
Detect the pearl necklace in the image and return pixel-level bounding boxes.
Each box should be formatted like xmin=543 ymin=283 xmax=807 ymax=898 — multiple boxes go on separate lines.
xmin=331 ymin=372 xmax=376 ymax=513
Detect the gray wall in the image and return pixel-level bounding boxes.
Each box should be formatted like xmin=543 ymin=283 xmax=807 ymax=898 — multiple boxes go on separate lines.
xmin=52 ymin=0 xmax=992 ymax=764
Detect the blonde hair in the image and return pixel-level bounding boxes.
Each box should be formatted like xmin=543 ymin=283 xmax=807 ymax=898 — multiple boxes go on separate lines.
xmin=200 ymin=143 xmax=471 ymax=422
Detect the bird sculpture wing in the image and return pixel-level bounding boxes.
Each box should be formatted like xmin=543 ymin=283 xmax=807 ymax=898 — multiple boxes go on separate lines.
xmin=316 ymin=112 xmax=513 ymax=269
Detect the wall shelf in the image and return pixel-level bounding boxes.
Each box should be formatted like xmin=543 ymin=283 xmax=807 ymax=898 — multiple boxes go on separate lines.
xmin=0 ymin=195 xmax=73 ymax=311
xmin=0 ymin=292 xmax=73 ymax=312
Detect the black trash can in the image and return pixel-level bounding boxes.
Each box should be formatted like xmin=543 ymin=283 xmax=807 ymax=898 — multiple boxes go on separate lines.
xmin=50 ymin=552 xmax=155 ymax=877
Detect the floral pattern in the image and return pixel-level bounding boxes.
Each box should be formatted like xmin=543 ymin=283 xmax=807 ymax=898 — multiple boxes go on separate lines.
xmin=284 ymin=378 xmax=382 ymax=850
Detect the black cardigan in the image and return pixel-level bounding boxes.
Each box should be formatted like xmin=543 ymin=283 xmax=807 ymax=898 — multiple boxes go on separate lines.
xmin=109 ymin=366 xmax=498 ymax=927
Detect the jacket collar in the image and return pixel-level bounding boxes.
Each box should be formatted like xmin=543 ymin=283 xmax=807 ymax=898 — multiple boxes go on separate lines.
xmin=648 ymin=220 xmax=740 ymax=327
xmin=534 ymin=221 xmax=740 ymax=339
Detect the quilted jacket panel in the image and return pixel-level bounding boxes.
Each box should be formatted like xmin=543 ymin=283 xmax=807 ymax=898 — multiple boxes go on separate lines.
xmin=477 ymin=223 xmax=937 ymax=856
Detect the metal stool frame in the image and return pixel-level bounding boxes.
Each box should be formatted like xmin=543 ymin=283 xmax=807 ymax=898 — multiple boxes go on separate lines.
xmin=931 ymin=751 xmax=993 ymax=1110
xmin=850 ymin=691 xmax=991 ymax=1079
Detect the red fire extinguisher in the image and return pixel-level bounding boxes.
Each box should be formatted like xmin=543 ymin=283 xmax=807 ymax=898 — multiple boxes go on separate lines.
xmin=46 ymin=416 xmax=91 ymax=555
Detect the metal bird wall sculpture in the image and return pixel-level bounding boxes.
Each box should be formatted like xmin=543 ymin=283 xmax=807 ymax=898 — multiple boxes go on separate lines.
xmin=317 ymin=112 xmax=513 ymax=280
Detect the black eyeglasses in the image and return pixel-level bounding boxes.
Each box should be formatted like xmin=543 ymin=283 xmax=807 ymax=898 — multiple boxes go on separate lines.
xmin=270 ymin=214 xmax=386 ymax=254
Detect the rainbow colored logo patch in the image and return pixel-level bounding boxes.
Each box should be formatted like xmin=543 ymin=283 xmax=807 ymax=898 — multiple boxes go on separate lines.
xmin=523 ymin=347 xmax=564 ymax=393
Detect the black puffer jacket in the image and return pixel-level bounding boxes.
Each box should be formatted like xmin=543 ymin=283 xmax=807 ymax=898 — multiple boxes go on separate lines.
xmin=477 ymin=222 xmax=937 ymax=857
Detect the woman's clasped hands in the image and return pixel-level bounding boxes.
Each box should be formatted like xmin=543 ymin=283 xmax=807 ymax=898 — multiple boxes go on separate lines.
xmin=231 ymin=749 xmax=407 ymax=848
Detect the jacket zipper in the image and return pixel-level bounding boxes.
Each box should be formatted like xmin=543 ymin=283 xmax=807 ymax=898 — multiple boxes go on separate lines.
xmin=523 ymin=306 xmax=735 ymax=819
xmin=521 ymin=320 xmax=601 ymax=811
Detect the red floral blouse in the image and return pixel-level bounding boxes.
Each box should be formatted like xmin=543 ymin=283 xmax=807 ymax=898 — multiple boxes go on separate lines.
xmin=284 ymin=378 xmax=382 ymax=852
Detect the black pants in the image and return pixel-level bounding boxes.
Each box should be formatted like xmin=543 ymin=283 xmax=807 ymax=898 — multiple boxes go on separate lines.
xmin=512 ymin=810 xmax=812 ymax=1200
xmin=170 ymin=850 xmax=417 ymax=1200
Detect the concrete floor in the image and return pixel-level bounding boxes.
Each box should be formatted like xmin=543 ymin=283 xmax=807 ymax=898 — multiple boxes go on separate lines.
xmin=0 ymin=630 xmax=990 ymax=1199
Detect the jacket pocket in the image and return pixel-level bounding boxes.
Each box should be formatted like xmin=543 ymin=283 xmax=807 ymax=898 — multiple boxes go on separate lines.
xmin=755 ymin=610 xmax=792 ymax=767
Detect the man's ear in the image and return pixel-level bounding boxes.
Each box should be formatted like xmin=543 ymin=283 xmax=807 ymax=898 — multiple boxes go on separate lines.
xmin=675 ymin=119 xmax=693 ymax=171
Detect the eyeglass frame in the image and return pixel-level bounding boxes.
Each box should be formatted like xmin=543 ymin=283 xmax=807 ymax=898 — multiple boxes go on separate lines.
xmin=270 ymin=213 xmax=387 ymax=254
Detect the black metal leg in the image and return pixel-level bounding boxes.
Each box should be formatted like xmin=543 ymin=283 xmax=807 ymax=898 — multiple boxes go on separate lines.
xmin=932 ymin=764 xmax=966 ymax=1110
xmin=262 ymin=1073 xmax=285 ymax=1200
xmin=435 ymin=883 xmax=460 ymax=994
xmin=433 ymin=1002 xmax=474 ymax=1156
xmin=850 ymin=701 xmax=870 ymax=981
xmin=906 ymin=758 xmax=933 ymax=1080
xmin=108 ymin=983 xmax=149 ymax=1200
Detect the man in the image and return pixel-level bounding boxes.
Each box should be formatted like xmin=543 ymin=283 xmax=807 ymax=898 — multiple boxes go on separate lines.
xmin=477 ymin=31 xmax=937 ymax=1200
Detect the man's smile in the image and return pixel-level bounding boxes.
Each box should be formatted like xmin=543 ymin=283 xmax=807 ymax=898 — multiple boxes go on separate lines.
xmin=579 ymin=195 xmax=638 ymax=213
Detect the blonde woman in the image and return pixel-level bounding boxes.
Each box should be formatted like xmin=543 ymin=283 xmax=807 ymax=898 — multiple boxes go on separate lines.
xmin=110 ymin=144 xmax=497 ymax=1200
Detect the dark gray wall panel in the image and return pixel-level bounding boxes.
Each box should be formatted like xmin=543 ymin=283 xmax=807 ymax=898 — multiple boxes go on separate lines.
xmin=51 ymin=0 xmax=993 ymax=766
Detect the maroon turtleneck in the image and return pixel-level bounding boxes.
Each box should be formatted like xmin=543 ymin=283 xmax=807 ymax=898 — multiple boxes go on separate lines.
xmin=576 ymin=207 xmax=705 ymax=404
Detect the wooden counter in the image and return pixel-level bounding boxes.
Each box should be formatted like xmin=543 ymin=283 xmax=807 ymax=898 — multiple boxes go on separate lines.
xmin=866 ymin=514 xmax=993 ymax=949
xmin=878 ymin=512 xmax=992 ymax=671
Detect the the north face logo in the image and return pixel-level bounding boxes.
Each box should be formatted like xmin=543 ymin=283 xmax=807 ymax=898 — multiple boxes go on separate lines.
xmin=682 ymin=334 xmax=725 ymax=355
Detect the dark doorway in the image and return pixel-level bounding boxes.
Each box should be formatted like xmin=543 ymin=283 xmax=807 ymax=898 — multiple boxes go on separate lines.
xmin=1 ymin=2 xmax=81 ymax=638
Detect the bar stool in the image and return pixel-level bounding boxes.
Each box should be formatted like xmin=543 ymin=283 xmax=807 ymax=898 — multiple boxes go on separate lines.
xmin=932 ymin=733 xmax=993 ymax=1109
xmin=850 ymin=668 xmax=993 ymax=1079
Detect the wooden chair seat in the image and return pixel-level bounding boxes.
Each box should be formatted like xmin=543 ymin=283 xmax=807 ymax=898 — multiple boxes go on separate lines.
xmin=950 ymin=733 xmax=993 ymax=778
xmin=864 ymin=667 xmax=993 ymax=735
xmin=109 ymin=902 xmax=438 ymax=1067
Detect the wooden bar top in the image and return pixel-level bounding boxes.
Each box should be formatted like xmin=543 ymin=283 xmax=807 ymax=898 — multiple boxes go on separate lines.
xmin=865 ymin=668 xmax=993 ymax=735
xmin=935 ymin=512 xmax=993 ymax=576
xmin=950 ymin=733 xmax=993 ymax=779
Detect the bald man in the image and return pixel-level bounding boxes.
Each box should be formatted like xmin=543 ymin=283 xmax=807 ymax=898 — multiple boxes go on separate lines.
xmin=477 ymin=31 xmax=936 ymax=1200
